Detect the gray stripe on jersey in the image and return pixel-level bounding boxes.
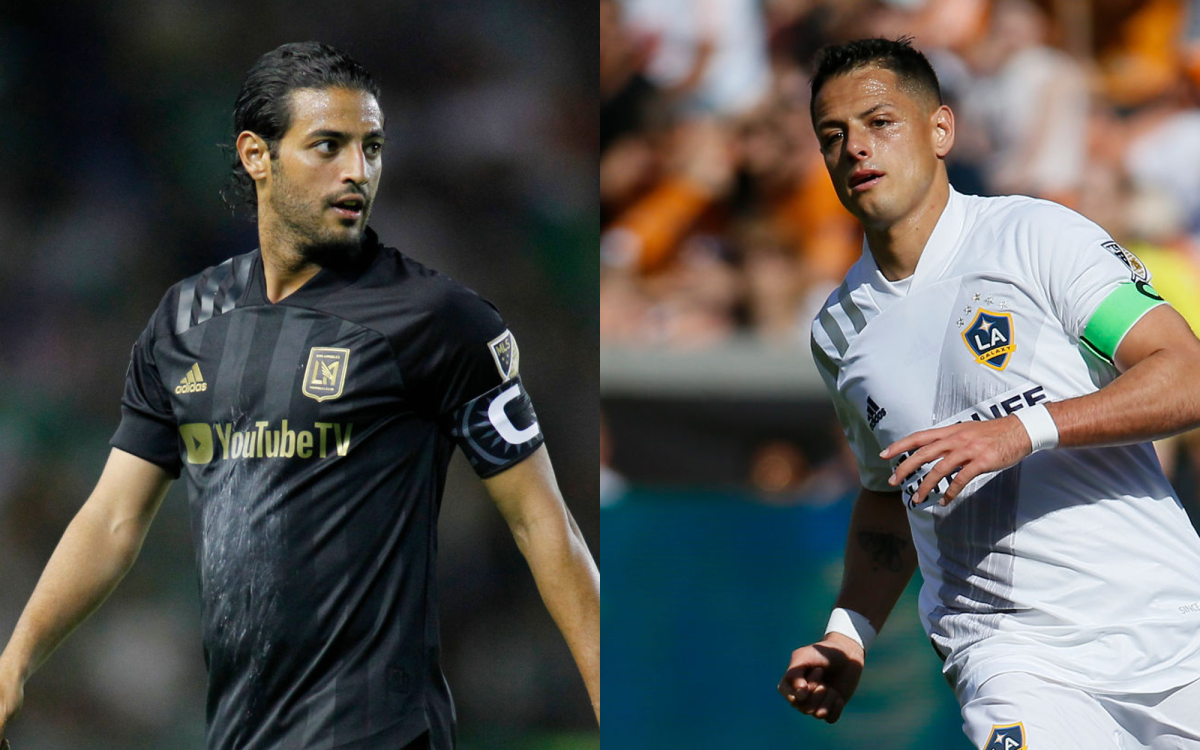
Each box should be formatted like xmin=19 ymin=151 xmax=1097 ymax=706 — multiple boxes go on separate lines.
xmin=176 ymin=276 xmax=198 ymax=335
xmin=262 ymin=308 xmax=316 ymax=418
xmin=817 ymin=308 xmax=850 ymax=357
xmin=211 ymin=307 xmax=259 ymax=414
xmin=931 ymin=370 xmax=1005 ymax=426
xmin=196 ymin=259 xmax=233 ymax=328
xmin=218 ymin=253 xmax=255 ymax=315
xmin=928 ymin=465 xmax=1021 ymax=649
xmin=837 ymin=281 xmax=869 ymax=333
xmin=297 ymin=678 xmax=339 ymax=748
xmin=811 ymin=337 xmax=839 ymax=381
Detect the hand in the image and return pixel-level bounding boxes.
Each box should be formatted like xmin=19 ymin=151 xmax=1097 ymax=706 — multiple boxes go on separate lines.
xmin=881 ymin=415 xmax=1031 ymax=506
xmin=0 ymin=672 xmax=22 ymax=745
xmin=777 ymin=633 xmax=865 ymax=723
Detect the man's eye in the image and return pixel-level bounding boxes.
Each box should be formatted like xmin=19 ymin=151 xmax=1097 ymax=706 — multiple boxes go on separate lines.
xmin=872 ymin=118 xmax=890 ymax=127
xmin=823 ymin=133 xmax=843 ymax=148
xmin=315 ymin=140 xmax=337 ymax=153
xmin=366 ymin=142 xmax=384 ymax=156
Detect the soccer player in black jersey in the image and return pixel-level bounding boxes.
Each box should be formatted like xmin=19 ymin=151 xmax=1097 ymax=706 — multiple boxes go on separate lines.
xmin=0 ymin=42 xmax=599 ymax=749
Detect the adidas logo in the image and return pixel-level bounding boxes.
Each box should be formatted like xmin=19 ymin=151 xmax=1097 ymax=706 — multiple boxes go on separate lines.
xmin=175 ymin=363 xmax=208 ymax=394
xmin=866 ymin=396 xmax=887 ymax=430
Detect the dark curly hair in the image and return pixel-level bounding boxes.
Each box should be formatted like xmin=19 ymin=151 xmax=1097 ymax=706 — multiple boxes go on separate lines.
xmin=222 ymin=41 xmax=382 ymax=215
xmin=809 ymin=37 xmax=941 ymax=121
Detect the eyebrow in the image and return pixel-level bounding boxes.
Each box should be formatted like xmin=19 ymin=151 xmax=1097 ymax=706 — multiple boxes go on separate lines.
xmin=306 ymin=128 xmax=387 ymax=141
xmin=816 ymin=103 xmax=894 ymax=132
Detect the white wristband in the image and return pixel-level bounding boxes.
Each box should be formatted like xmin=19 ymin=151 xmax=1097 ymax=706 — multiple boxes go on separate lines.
xmin=825 ymin=607 xmax=877 ymax=652
xmin=1014 ymin=403 xmax=1059 ymax=453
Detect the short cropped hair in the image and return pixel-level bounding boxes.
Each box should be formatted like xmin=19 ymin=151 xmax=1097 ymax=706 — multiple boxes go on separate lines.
xmin=223 ymin=42 xmax=382 ymax=213
xmin=809 ymin=37 xmax=941 ymax=120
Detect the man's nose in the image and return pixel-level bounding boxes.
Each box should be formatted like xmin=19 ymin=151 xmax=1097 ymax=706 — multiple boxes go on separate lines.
xmin=341 ymin=144 xmax=368 ymax=185
xmin=844 ymin=127 xmax=871 ymax=161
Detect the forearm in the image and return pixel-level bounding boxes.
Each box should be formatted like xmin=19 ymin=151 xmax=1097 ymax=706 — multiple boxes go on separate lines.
xmin=511 ymin=512 xmax=600 ymax=721
xmin=1049 ymin=347 xmax=1200 ymax=448
xmin=0 ymin=500 xmax=149 ymax=682
xmin=834 ymin=488 xmax=918 ymax=633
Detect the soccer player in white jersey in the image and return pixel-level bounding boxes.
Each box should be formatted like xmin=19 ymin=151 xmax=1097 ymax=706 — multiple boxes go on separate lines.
xmin=776 ymin=37 xmax=1200 ymax=749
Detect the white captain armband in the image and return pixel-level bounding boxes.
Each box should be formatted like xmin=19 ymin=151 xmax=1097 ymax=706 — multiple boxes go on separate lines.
xmin=447 ymin=374 xmax=544 ymax=477
xmin=1014 ymin=403 xmax=1059 ymax=454
xmin=825 ymin=607 xmax=877 ymax=652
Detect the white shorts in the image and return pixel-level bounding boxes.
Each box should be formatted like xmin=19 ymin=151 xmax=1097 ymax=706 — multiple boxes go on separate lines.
xmin=961 ymin=672 xmax=1200 ymax=750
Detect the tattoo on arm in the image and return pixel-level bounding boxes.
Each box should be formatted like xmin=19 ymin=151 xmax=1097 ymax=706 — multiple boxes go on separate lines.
xmin=857 ymin=530 xmax=909 ymax=573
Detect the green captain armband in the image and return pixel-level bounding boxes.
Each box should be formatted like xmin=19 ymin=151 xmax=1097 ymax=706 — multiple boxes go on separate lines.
xmin=1080 ymin=281 xmax=1166 ymax=363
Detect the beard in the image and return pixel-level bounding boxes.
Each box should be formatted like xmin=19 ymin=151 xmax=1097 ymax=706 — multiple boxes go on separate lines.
xmin=267 ymin=159 xmax=370 ymax=270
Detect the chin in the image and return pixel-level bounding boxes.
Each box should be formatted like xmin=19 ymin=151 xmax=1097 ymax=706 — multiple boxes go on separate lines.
xmin=297 ymin=230 xmax=364 ymax=266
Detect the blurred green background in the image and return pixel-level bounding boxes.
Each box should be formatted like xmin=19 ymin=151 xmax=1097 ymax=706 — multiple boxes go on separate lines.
xmin=0 ymin=1 xmax=596 ymax=747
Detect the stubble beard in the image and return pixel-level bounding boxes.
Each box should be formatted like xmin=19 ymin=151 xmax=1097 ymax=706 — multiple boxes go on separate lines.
xmin=267 ymin=161 xmax=365 ymax=271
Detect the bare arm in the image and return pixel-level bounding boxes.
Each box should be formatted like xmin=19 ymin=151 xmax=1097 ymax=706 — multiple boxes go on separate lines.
xmin=833 ymin=487 xmax=918 ymax=632
xmin=778 ymin=486 xmax=915 ymax=723
xmin=886 ymin=304 xmax=1200 ymax=506
xmin=0 ymin=448 xmax=173 ymax=735
xmin=481 ymin=445 xmax=600 ymax=724
xmin=1049 ymin=304 xmax=1200 ymax=446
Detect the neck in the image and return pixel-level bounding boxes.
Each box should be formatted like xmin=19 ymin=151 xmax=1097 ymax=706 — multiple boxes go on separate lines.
xmin=257 ymin=209 xmax=323 ymax=304
xmin=863 ymin=175 xmax=951 ymax=282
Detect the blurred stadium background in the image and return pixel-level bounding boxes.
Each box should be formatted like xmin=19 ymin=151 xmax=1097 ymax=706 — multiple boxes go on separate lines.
xmin=602 ymin=0 xmax=1200 ymax=747
xmin=0 ymin=2 xmax=596 ymax=748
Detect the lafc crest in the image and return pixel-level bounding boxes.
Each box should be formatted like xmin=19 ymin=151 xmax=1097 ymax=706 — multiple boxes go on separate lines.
xmin=488 ymin=329 xmax=520 ymax=381
xmin=985 ymin=722 xmax=1026 ymax=750
xmin=303 ymin=347 xmax=350 ymax=402
xmin=963 ymin=309 xmax=1015 ymax=371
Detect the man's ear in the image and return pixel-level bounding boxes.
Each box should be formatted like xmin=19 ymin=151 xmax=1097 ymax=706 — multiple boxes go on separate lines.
xmin=236 ymin=131 xmax=271 ymax=182
xmin=932 ymin=105 xmax=955 ymax=158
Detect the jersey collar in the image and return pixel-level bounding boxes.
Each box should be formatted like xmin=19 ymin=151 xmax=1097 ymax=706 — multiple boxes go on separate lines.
xmin=245 ymin=227 xmax=381 ymax=307
xmin=862 ymin=186 xmax=966 ymax=297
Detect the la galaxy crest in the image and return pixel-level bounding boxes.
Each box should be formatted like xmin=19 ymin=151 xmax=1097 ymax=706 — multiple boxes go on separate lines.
xmin=962 ymin=309 xmax=1015 ymax=371
xmin=303 ymin=347 xmax=351 ymax=402
xmin=985 ymin=722 xmax=1026 ymax=750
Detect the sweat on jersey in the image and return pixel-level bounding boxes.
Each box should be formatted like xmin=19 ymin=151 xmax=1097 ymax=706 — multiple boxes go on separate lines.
xmin=812 ymin=187 xmax=1200 ymax=703
xmin=112 ymin=228 xmax=544 ymax=750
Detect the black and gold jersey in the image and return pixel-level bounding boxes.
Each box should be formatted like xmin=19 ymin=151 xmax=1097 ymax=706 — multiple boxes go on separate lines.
xmin=112 ymin=228 xmax=543 ymax=750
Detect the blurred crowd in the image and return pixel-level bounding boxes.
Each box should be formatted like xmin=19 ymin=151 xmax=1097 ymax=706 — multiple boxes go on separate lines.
xmin=601 ymin=0 xmax=1200 ymax=349
xmin=604 ymin=0 xmax=1200 ymax=511
xmin=0 ymin=2 xmax=595 ymax=748
xmin=600 ymin=0 xmax=1200 ymax=512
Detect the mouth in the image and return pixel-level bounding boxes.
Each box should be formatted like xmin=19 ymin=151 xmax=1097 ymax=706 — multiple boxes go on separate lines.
xmin=849 ymin=170 xmax=884 ymax=192
xmin=330 ymin=194 xmax=367 ymax=221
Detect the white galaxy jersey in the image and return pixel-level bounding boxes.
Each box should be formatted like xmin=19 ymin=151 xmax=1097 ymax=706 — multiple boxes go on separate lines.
xmin=812 ymin=188 xmax=1200 ymax=700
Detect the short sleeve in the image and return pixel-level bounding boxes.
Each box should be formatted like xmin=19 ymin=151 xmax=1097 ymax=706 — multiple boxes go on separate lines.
xmin=401 ymin=282 xmax=544 ymax=477
xmin=811 ymin=336 xmax=892 ymax=493
xmin=110 ymin=312 xmax=183 ymax=477
xmin=1031 ymin=205 xmax=1168 ymax=363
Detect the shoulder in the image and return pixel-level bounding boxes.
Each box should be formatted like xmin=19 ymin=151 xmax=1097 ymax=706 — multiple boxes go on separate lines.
xmin=810 ymin=253 xmax=875 ymax=344
xmin=810 ymin=271 xmax=867 ymax=379
xmin=364 ymin=243 xmax=504 ymax=330
xmin=344 ymin=242 xmax=508 ymax=364
xmin=148 ymin=250 xmax=259 ymax=341
xmin=963 ymin=192 xmax=1107 ymax=245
